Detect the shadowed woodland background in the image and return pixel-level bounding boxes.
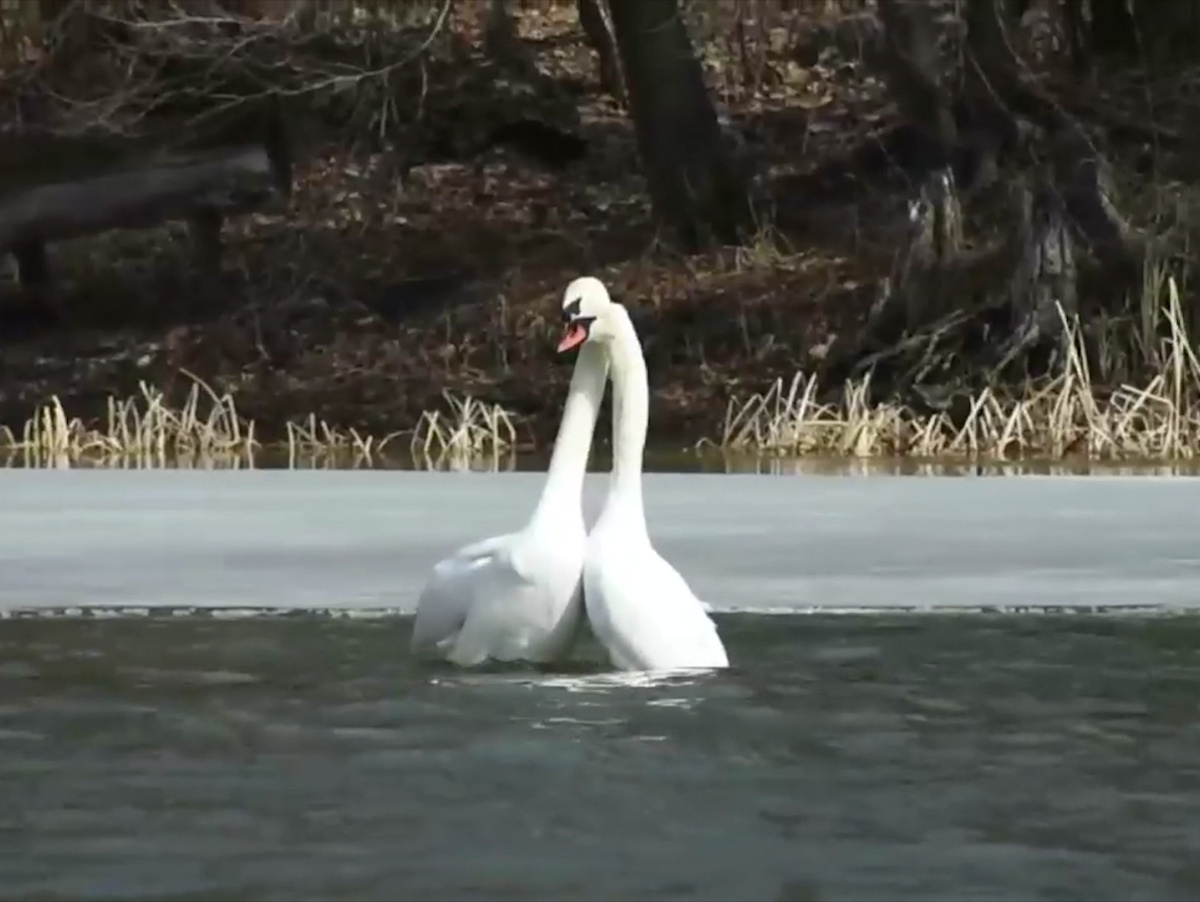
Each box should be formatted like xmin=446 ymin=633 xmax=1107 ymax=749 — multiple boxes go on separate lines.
xmin=2 ymin=0 xmax=1200 ymax=455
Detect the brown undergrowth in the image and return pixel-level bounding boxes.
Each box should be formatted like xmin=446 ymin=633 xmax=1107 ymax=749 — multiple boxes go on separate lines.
xmin=0 ymin=0 xmax=884 ymax=457
xmin=1 ymin=1 xmax=1199 ymax=464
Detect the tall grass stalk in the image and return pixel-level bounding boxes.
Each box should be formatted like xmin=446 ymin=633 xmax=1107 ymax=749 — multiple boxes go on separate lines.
xmin=718 ymin=275 xmax=1200 ymax=461
xmin=0 ymin=376 xmax=258 ymax=469
xmin=410 ymin=391 xmax=518 ymax=471
xmin=0 ymin=375 xmax=516 ymax=470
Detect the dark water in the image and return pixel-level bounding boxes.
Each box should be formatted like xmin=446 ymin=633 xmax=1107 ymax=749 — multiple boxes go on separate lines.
xmin=2 ymin=613 xmax=1200 ymax=902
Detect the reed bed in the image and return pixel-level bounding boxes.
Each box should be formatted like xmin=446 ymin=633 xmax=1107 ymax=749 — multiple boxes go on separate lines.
xmin=10 ymin=271 xmax=1200 ymax=467
xmin=410 ymin=391 xmax=518 ymax=472
xmin=284 ymin=414 xmax=402 ymax=468
xmin=719 ymin=276 xmax=1200 ymax=461
xmin=0 ymin=376 xmax=516 ymax=470
xmin=0 ymin=374 xmax=257 ymax=469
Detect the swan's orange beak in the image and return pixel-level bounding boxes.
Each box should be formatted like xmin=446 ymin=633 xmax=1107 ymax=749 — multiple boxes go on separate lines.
xmin=557 ymin=322 xmax=588 ymax=353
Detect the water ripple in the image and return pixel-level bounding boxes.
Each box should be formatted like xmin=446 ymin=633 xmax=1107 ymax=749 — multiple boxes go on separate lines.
xmin=1 ymin=613 xmax=1198 ymax=901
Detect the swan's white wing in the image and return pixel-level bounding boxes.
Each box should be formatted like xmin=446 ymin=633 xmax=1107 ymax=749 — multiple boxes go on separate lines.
xmin=450 ymin=531 xmax=590 ymax=666
xmin=413 ymin=529 xmax=586 ymax=666
xmin=440 ymin=539 xmax=537 ymax=666
xmin=585 ymin=543 xmax=728 ymax=672
xmin=410 ymin=533 xmax=515 ymax=655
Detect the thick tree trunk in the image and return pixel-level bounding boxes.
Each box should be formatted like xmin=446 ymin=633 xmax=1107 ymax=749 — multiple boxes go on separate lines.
xmin=484 ymin=0 xmax=540 ymax=81
xmin=824 ymin=0 xmax=1095 ymax=409
xmin=1129 ymin=0 xmax=1200 ymax=67
xmin=1087 ymin=0 xmax=1136 ymax=61
xmin=876 ymin=0 xmax=957 ymax=172
xmin=608 ymin=0 xmax=759 ymax=251
xmin=576 ymin=0 xmax=625 ymax=104
xmin=963 ymin=0 xmax=1141 ymax=285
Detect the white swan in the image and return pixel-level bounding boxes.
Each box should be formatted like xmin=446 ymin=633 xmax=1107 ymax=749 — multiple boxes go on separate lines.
xmin=558 ymin=276 xmax=731 ymax=672
xmin=410 ymin=339 xmax=609 ymax=667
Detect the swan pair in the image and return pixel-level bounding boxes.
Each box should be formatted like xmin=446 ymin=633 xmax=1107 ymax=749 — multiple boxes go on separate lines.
xmin=410 ymin=277 xmax=729 ymax=673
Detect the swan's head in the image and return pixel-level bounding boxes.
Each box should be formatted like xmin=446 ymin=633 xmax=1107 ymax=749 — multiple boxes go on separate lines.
xmin=557 ymin=276 xmax=618 ymax=354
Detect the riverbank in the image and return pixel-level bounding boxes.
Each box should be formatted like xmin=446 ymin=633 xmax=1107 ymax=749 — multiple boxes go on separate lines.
xmin=5 ymin=266 xmax=1200 ymax=467
xmin=3 ymin=1 xmax=1200 ymax=462
xmin=0 ymin=2 xmax=887 ymax=453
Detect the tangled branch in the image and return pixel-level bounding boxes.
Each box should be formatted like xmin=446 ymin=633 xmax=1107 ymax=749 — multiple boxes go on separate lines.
xmin=0 ymin=0 xmax=461 ymax=145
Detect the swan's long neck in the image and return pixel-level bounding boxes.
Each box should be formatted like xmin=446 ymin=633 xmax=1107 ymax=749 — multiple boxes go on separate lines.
xmin=531 ymin=341 xmax=608 ymax=524
xmin=606 ymin=306 xmax=650 ymax=528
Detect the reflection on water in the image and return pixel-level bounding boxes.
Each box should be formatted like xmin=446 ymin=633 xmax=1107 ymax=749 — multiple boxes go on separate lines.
xmin=2 ymin=612 xmax=1199 ymax=901
xmin=437 ymin=667 xmax=722 ymax=697
xmin=712 ymin=454 xmax=1200 ymax=478
xmin=8 ymin=443 xmax=1200 ymax=476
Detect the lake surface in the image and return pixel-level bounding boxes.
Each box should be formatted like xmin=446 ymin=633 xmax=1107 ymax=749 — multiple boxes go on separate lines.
xmin=2 ymin=469 xmax=1200 ymax=613
xmin=4 ymin=470 xmax=1200 ymax=900
xmin=2 ymin=613 xmax=1199 ymax=901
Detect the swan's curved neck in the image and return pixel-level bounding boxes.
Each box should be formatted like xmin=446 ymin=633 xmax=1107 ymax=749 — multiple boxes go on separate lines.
xmin=531 ymin=341 xmax=608 ymax=524
xmin=606 ymin=305 xmax=649 ymax=523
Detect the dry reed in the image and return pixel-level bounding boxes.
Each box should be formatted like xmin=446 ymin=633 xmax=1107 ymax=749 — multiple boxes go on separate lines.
xmin=717 ymin=275 xmax=1200 ymax=461
xmin=0 ymin=373 xmax=257 ymax=469
xmin=284 ymin=414 xmax=403 ymax=468
xmin=10 ymin=270 xmax=1200 ymax=468
xmin=410 ymin=390 xmax=518 ymax=471
xmin=0 ymin=374 xmax=516 ymax=470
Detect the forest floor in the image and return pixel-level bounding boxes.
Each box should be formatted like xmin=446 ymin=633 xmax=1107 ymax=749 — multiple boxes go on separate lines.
xmin=0 ymin=1 xmax=1195 ymax=459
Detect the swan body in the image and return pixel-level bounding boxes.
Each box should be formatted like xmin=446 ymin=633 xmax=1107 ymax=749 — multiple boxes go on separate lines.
xmin=558 ymin=277 xmax=730 ymax=672
xmin=410 ymin=342 xmax=608 ymax=667
xmin=584 ymin=501 xmax=731 ymax=672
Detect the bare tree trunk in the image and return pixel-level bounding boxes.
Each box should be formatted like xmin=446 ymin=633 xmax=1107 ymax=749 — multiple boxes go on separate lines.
xmin=576 ymin=0 xmax=625 ymax=104
xmin=1130 ymin=0 xmax=1200 ymax=68
xmin=876 ymin=0 xmax=956 ymax=172
xmin=824 ymin=0 xmax=1090 ymax=407
xmin=484 ymin=0 xmax=538 ymax=80
xmin=608 ymin=0 xmax=759 ymax=251
xmin=963 ymin=0 xmax=1141 ymax=285
xmin=1083 ymin=0 xmax=1135 ymax=62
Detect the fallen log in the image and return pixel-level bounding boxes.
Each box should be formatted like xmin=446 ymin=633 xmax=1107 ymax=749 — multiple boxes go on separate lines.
xmin=0 ymin=137 xmax=290 ymax=290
